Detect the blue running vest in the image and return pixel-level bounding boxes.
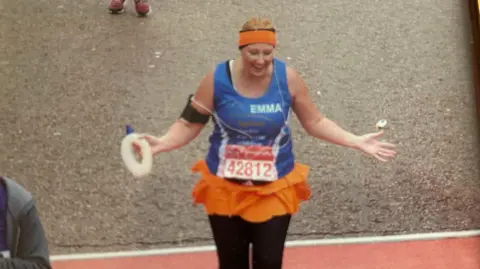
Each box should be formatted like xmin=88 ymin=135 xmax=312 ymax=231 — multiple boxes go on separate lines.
xmin=205 ymin=58 xmax=295 ymax=181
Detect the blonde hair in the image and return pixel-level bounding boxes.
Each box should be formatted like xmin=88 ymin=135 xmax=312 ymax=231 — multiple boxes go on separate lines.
xmin=240 ymin=17 xmax=275 ymax=31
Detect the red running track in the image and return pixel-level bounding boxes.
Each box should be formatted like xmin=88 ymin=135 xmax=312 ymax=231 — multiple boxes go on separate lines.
xmin=52 ymin=236 xmax=480 ymax=269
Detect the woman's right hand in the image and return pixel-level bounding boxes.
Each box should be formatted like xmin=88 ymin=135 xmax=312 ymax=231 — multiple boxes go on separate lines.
xmin=132 ymin=134 xmax=164 ymax=157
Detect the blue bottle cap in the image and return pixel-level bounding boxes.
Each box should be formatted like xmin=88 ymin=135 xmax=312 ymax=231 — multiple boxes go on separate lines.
xmin=126 ymin=124 xmax=135 ymax=135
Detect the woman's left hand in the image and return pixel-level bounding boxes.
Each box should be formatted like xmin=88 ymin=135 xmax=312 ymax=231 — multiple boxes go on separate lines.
xmin=354 ymin=130 xmax=397 ymax=162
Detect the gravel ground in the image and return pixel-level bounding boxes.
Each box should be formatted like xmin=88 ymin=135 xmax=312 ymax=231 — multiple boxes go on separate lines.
xmin=0 ymin=0 xmax=478 ymax=255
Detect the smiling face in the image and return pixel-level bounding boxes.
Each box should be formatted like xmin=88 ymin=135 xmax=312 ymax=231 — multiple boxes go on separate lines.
xmin=240 ymin=43 xmax=275 ymax=77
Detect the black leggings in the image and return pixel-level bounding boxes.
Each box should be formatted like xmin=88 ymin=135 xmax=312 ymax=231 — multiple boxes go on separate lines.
xmin=208 ymin=214 xmax=291 ymax=269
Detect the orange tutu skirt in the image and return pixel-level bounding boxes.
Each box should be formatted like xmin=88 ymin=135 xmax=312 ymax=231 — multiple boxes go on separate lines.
xmin=191 ymin=160 xmax=311 ymax=223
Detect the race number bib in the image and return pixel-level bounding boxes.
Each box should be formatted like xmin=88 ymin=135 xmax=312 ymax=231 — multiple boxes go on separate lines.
xmin=221 ymin=144 xmax=277 ymax=181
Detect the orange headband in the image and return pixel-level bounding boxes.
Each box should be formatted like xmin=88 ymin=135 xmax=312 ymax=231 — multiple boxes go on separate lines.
xmin=238 ymin=30 xmax=276 ymax=48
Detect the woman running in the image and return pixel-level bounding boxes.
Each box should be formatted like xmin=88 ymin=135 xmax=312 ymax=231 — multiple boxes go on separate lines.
xmin=136 ymin=17 xmax=397 ymax=269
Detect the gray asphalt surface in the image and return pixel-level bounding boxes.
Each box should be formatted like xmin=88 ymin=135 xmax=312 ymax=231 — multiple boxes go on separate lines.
xmin=1 ymin=0 xmax=479 ymax=255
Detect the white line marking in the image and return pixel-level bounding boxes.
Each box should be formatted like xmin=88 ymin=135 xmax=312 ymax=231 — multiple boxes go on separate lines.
xmin=50 ymin=229 xmax=480 ymax=261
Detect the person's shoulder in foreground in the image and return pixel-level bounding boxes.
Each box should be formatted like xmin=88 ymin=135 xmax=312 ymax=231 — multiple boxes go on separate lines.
xmin=0 ymin=176 xmax=51 ymax=269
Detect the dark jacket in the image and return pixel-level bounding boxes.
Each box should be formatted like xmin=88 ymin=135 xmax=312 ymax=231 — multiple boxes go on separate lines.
xmin=0 ymin=176 xmax=51 ymax=269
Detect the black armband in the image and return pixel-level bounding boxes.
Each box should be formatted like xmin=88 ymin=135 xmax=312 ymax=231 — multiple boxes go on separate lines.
xmin=180 ymin=94 xmax=211 ymax=124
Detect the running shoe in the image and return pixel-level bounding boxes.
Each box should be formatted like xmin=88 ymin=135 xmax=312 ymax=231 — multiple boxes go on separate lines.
xmin=108 ymin=0 xmax=126 ymax=14
xmin=134 ymin=0 xmax=150 ymax=16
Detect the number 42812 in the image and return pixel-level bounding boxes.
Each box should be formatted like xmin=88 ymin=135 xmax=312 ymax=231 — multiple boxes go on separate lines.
xmin=225 ymin=159 xmax=274 ymax=180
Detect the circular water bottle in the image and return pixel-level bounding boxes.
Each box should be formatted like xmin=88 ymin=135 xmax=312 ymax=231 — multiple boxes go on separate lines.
xmin=121 ymin=124 xmax=153 ymax=178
